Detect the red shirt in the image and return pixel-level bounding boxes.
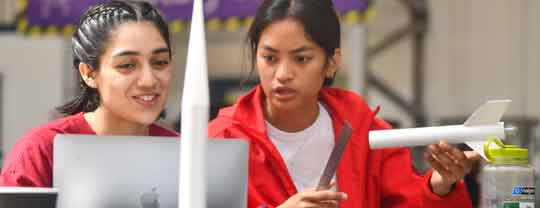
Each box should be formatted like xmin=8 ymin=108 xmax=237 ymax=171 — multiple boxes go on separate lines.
xmin=208 ymin=85 xmax=472 ymax=208
xmin=0 ymin=112 xmax=178 ymax=187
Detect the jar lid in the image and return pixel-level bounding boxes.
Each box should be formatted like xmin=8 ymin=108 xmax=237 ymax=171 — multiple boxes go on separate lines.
xmin=484 ymin=138 xmax=528 ymax=161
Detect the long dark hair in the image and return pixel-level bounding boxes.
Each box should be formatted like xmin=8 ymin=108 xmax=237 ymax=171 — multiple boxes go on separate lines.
xmin=247 ymin=0 xmax=341 ymax=86
xmin=57 ymin=0 xmax=171 ymax=115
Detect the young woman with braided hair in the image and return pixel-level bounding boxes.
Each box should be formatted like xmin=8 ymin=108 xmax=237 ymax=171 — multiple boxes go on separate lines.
xmin=0 ymin=0 xmax=177 ymax=187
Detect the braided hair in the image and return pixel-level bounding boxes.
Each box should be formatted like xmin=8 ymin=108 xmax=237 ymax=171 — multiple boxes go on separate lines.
xmin=57 ymin=0 xmax=171 ymax=115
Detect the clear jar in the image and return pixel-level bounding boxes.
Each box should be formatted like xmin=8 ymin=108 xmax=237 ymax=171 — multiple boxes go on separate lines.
xmin=480 ymin=138 xmax=535 ymax=208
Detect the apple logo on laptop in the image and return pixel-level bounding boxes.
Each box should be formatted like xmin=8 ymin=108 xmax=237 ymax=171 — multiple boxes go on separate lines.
xmin=140 ymin=187 xmax=160 ymax=208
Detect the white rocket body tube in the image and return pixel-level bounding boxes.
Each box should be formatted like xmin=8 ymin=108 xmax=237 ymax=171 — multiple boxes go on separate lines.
xmin=369 ymin=123 xmax=505 ymax=149
xmin=179 ymin=0 xmax=208 ymax=208
xmin=368 ymin=100 xmax=511 ymax=160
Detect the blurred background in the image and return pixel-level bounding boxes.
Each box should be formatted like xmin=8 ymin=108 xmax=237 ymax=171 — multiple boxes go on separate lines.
xmin=0 ymin=0 xmax=538 ymax=206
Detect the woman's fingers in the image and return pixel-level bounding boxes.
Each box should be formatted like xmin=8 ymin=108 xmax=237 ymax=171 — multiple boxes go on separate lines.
xmin=425 ymin=141 xmax=479 ymax=183
xmin=319 ymin=200 xmax=339 ymax=208
xmin=425 ymin=151 xmax=457 ymax=182
xmin=464 ymin=150 xmax=481 ymax=161
xmin=301 ymin=190 xmax=348 ymax=202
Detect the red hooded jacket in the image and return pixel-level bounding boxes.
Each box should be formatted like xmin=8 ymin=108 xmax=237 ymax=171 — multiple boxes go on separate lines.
xmin=208 ymin=86 xmax=472 ymax=208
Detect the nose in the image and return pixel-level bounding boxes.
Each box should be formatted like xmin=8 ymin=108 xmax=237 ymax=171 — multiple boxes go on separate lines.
xmin=275 ymin=61 xmax=294 ymax=83
xmin=137 ymin=65 xmax=158 ymax=90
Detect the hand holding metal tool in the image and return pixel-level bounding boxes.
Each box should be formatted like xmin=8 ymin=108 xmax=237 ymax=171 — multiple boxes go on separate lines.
xmin=316 ymin=122 xmax=353 ymax=191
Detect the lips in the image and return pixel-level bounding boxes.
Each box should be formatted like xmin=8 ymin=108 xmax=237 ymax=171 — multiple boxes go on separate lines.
xmin=272 ymin=86 xmax=296 ymax=101
xmin=133 ymin=93 xmax=160 ymax=107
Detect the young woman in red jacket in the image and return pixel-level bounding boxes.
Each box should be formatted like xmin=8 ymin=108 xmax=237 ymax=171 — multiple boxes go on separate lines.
xmin=0 ymin=0 xmax=177 ymax=187
xmin=208 ymin=0 xmax=480 ymax=207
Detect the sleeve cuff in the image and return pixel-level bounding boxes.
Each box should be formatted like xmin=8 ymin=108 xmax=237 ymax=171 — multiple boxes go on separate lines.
xmin=421 ymin=170 xmax=473 ymax=207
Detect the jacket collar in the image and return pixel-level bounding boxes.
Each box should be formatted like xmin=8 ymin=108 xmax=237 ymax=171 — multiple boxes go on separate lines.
xmin=230 ymin=85 xmax=369 ymax=136
xmin=231 ymin=85 xmax=268 ymax=136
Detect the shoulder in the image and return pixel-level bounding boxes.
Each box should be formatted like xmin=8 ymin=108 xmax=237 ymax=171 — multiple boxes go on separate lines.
xmin=2 ymin=113 xmax=90 ymax=165
xmin=320 ymin=88 xmax=374 ymax=122
xmin=16 ymin=113 xmax=89 ymax=147
xmin=0 ymin=130 xmax=51 ymax=186
xmin=0 ymin=115 xmax=79 ymax=186
xmin=5 ymin=129 xmax=51 ymax=162
xmin=321 ymin=88 xmax=370 ymax=108
xmin=371 ymin=117 xmax=392 ymax=130
xmin=321 ymin=88 xmax=392 ymax=128
xmin=208 ymin=106 xmax=237 ymax=138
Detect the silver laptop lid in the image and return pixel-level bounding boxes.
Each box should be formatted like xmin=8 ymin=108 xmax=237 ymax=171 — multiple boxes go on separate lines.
xmin=53 ymin=135 xmax=248 ymax=208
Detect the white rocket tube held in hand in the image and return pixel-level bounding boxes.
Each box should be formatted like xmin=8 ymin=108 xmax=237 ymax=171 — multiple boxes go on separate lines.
xmin=370 ymin=123 xmax=506 ymax=148
xmin=179 ymin=0 xmax=209 ymax=208
xmin=369 ymin=100 xmax=512 ymax=160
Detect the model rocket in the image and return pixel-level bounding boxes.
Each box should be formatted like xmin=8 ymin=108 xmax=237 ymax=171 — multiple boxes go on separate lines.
xmin=369 ymin=100 xmax=513 ymax=160
xmin=179 ymin=0 xmax=208 ymax=207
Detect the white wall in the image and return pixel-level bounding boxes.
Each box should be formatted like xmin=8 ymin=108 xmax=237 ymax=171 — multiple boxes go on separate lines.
xmin=0 ymin=34 xmax=68 ymax=163
xmin=367 ymin=1 xmax=540 ymax=201
xmin=367 ymin=0 xmax=540 ymax=131
xmin=425 ymin=0 xmax=539 ymax=119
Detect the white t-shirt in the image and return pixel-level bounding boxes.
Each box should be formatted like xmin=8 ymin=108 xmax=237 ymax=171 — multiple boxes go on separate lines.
xmin=266 ymin=103 xmax=336 ymax=192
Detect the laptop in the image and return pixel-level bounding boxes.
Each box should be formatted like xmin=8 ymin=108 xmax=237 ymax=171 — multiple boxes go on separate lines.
xmin=53 ymin=135 xmax=248 ymax=208
xmin=0 ymin=187 xmax=57 ymax=208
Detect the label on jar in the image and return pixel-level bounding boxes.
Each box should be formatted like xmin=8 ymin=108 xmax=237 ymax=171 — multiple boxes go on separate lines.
xmin=502 ymin=201 xmax=534 ymax=208
xmin=511 ymin=186 xmax=535 ymax=196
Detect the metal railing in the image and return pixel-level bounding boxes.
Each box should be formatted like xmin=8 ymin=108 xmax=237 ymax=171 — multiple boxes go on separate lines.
xmin=367 ymin=0 xmax=429 ymax=127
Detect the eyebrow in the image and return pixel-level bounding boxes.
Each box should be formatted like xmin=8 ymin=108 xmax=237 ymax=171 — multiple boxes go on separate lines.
xmin=152 ymin=48 xmax=170 ymax=55
xmin=290 ymin=46 xmax=312 ymax=53
xmin=113 ymin=51 xmax=139 ymax=57
xmin=112 ymin=47 xmax=170 ymax=58
xmin=261 ymin=45 xmax=312 ymax=54
xmin=262 ymin=46 xmax=278 ymax=53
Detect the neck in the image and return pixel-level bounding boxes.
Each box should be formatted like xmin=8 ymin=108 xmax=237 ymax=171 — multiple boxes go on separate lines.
xmin=84 ymin=108 xmax=149 ymax=136
xmin=264 ymin=100 xmax=320 ymax=133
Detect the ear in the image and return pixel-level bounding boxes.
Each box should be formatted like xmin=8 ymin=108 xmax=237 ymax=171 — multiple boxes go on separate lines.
xmin=326 ymin=48 xmax=342 ymax=78
xmin=79 ymin=63 xmax=97 ymax=88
